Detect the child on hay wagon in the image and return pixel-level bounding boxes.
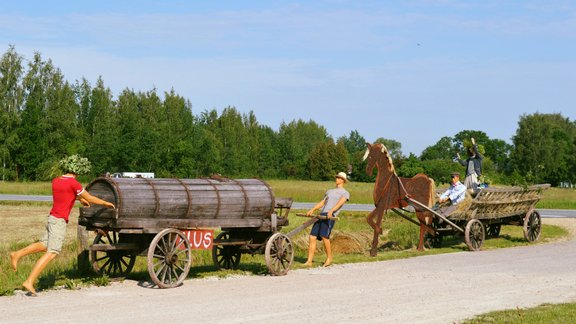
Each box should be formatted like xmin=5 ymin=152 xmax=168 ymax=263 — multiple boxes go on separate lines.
xmin=303 ymin=172 xmax=350 ymax=267
xmin=10 ymin=155 xmax=115 ymax=296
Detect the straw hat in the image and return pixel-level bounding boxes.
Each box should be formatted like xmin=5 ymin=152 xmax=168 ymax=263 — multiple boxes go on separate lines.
xmin=335 ymin=172 xmax=348 ymax=182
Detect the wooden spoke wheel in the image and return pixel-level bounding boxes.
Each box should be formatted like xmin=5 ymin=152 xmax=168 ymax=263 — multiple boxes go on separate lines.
xmin=212 ymin=232 xmax=242 ymax=270
xmin=265 ymin=233 xmax=294 ymax=276
xmin=424 ymin=232 xmax=443 ymax=249
xmin=90 ymin=231 xmax=136 ymax=277
xmin=465 ymin=219 xmax=485 ymax=251
xmin=485 ymin=224 xmax=501 ymax=238
xmin=523 ymin=210 xmax=542 ymax=242
xmin=147 ymin=228 xmax=192 ymax=288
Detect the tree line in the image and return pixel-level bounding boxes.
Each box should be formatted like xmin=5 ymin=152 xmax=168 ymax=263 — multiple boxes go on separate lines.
xmin=1 ymin=46 xmax=575 ymax=186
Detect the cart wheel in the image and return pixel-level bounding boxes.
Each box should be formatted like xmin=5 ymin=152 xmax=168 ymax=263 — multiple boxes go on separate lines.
xmin=265 ymin=233 xmax=294 ymax=276
xmin=523 ymin=210 xmax=542 ymax=242
xmin=465 ymin=219 xmax=485 ymax=251
xmin=90 ymin=231 xmax=136 ymax=277
xmin=147 ymin=228 xmax=192 ymax=288
xmin=424 ymin=232 xmax=443 ymax=249
xmin=486 ymin=224 xmax=501 ymax=238
xmin=212 ymin=232 xmax=241 ymax=270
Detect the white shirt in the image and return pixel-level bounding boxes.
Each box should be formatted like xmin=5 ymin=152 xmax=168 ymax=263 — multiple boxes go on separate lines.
xmin=440 ymin=181 xmax=467 ymax=205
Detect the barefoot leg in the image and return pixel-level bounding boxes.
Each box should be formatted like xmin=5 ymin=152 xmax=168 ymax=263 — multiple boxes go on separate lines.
xmin=10 ymin=242 xmax=47 ymax=272
xmin=22 ymin=252 xmax=57 ymax=296
xmin=303 ymin=235 xmax=317 ymax=267
xmin=322 ymin=237 xmax=332 ymax=267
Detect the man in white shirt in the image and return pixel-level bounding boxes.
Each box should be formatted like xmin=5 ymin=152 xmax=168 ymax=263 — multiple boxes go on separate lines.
xmin=437 ymin=172 xmax=467 ymax=216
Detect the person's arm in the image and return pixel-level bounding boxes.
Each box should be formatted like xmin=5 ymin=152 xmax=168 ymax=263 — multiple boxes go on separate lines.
xmin=306 ymin=199 xmax=326 ymax=216
xmin=471 ymin=138 xmax=483 ymax=159
xmin=438 ymin=188 xmax=450 ymax=204
xmin=327 ymin=197 xmax=348 ymax=218
xmin=456 ymin=153 xmax=466 ymax=166
xmin=78 ymin=190 xmax=115 ymax=209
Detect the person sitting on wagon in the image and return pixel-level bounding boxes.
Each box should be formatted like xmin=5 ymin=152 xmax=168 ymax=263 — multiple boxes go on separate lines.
xmin=437 ymin=172 xmax=467 ymax=216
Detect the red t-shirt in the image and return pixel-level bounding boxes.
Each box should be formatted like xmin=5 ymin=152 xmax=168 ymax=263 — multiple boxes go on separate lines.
xmin=49 ymin=176 xmax=85 ymax=223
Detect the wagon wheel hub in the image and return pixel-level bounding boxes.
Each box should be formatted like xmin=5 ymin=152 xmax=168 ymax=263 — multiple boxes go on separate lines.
xmin=166 ymin=252 xmax=179 ymax=265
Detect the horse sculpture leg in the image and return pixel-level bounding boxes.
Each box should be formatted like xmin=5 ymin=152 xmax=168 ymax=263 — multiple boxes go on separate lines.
xmin=416 ymin=211 xmax=435 ymax=251
xmin=367 ymin=204 xmax=385 ymax=256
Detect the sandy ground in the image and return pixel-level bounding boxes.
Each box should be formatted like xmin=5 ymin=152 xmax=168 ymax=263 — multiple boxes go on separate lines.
xmin=1 ymin=218 xmax=575 ymax=324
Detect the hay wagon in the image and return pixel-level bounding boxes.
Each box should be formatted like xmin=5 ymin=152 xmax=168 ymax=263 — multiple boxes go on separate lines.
xmin=395 ymin=184 xmax=550 ymax=251
xmin=79 ymin=176 xmax=298 ymax=288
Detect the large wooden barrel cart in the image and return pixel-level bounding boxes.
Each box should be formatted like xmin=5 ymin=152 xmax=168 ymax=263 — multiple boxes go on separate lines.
xmin=80 ymin=176 xmax=294 ymax=288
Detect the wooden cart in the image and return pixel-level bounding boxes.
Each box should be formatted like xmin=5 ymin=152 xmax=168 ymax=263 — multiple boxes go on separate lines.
xmin=80 ymin=176 xmax=301 ymax=288
xmin=393 ymin=184 xmax=550 ymax=251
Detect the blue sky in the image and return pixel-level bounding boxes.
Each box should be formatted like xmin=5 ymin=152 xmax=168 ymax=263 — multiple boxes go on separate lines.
xmin=1 ymin=0 xmax=575 ymax=155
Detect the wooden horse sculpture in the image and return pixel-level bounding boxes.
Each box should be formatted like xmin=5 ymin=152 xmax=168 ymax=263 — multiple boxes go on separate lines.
xmin=363 ymin=142 xmax=436 ymax=255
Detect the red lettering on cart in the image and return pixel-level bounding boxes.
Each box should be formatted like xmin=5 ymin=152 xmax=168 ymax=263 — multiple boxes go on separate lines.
xmin=179 ymin=229 xmax=214 ymax=250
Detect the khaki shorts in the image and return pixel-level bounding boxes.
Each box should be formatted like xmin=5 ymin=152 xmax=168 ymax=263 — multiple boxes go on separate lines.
xmin=40 ymin=215 xmax=67 ymax=254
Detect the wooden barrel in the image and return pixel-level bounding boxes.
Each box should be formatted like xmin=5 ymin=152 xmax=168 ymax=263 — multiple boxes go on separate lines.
xmin=79 ymin=177 xmax=276 ymax=232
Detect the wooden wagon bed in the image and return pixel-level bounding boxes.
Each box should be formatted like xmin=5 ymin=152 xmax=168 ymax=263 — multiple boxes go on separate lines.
xmin=405 ymin=183 xmax=551 ymax=251
xmin=448 ymin=184 xmax=551 ymax=220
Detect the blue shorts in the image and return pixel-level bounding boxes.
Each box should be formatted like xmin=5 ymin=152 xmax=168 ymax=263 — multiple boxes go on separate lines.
xmin=310 ymin=212 xmax=336 ymax=240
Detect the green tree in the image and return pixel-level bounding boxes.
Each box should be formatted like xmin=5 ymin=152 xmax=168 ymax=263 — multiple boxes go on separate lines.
xmin=277 ymin=119 xmax=329 ymax=178
xmin=255 ymin=125 xmax=280 ymax=178
xmin=18 ymin=52 xmax=81 ymax=180
xmin=82 ymin=77 xmax=119 ymax=176
xmin=307 ymin=141 xmax=332 ymax=180
xmin=338 ymin=130 xmax=368 ymax=182
xmin=161 ymin=90 xmax=196 ymax=177
xmin=421 ymin=159 xmax=462 ymax=185
xmin=397 ymin=153 xmax=425 ymax=178
xmin=115 ymin=89 xmax=143 ymax=172
xmin=420 ymin=136 xmax=455 ymax=161
xmin=0 ymin=46 xmax=24 ymax=180
xmin=510 ymin=113 xmax=575 ymax=185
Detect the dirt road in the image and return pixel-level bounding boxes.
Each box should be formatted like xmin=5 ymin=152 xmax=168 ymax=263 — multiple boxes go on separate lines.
xmin=2 ymin=219 xmax=576 ymax=324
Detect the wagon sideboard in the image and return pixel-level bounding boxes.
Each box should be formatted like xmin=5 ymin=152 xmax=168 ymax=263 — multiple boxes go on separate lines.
xmin=448 ymin=184 xmax=551 ymax=220
xmin=79 ymin=177 xmax=278 ymax=232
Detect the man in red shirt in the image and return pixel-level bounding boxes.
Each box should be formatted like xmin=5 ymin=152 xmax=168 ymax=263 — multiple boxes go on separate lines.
xmin=10 ymin=155 xmax=115 ymax=296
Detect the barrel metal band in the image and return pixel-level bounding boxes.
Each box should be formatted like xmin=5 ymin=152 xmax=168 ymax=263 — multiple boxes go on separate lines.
xmin=176 ymin=178 xmax=193 ymax=218
xmin=230 ymin=179 xmax=249 ymax=219
xmin=260 ymin=179 xmax=276 ymax=218
xmin=142 ymin=178 xmax=160 ymax=218
xmin=106 ymin=177 xmax=122 ymax=219
xmin=204 ymin=178 xmax=221 ymax=218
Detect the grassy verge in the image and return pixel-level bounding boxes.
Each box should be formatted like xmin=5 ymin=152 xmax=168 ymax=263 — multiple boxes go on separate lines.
xmin=463 ymin=303 xmax=576 ymax=323
xmin=0 ymin=205 xmax=568 ymax=296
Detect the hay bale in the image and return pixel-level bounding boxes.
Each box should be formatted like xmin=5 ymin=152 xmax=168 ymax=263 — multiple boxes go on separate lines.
xmin=454 ymin=191 xmax=474 ymax=214
xmin=331 ymin=230 xmax=372 ymax=254
xmin=290 ymin=230 xmax=373 ymax=254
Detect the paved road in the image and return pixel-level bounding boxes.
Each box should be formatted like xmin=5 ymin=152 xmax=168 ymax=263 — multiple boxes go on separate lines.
xmin=2 ymin=224 xmax=575 ymax=323
xmin=2 ymin=194 xmax=574 ymax=218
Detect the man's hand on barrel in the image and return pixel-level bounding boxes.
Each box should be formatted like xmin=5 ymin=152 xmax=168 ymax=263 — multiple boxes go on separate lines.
xmin=79 ymin=197 xmax=90 ymax=207
xmin=79 ymin=191 xmax=115 ymax=209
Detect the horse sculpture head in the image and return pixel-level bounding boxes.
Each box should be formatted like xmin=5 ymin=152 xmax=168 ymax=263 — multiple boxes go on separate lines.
xmin=363 ymin=142 xmax=395 ymax=177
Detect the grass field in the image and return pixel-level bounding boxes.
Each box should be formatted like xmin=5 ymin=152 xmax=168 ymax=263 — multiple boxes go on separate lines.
xmin=1 ymin=179 xmax=575 ymax=208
